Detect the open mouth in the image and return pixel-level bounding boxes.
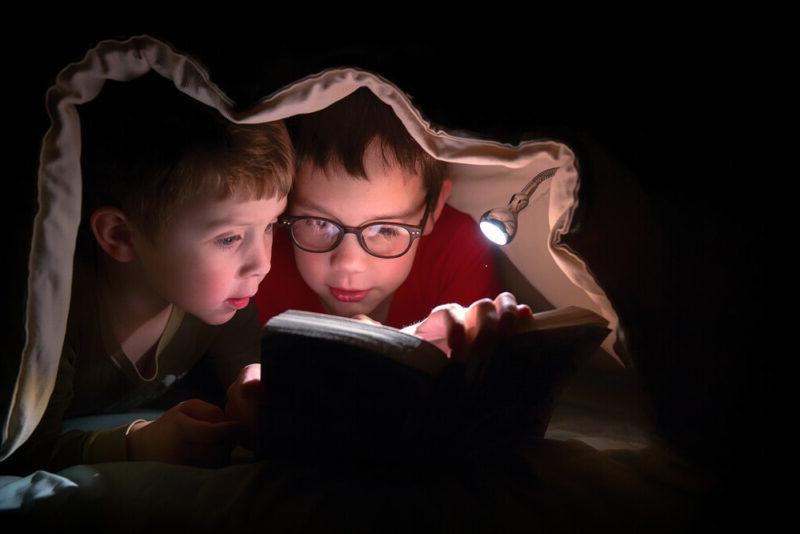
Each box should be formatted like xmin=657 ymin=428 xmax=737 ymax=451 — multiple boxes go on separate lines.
xmin=226 ymin=297 xmax=250 ymax=309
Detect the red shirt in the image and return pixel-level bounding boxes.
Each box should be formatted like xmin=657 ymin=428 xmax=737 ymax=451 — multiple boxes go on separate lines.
xmin=256 ymin=204 xmax=501 ymax=328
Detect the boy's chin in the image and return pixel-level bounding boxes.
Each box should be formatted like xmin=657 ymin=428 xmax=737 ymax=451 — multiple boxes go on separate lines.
xmin=195 ymin=308 xmax=238 ymax=326
xmin=323 ymin=300 xmax=375 ymax=320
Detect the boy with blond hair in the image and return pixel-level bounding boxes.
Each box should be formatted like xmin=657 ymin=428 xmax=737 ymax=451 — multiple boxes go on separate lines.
xmin=1 ymin=73 xmax=294 ymax=473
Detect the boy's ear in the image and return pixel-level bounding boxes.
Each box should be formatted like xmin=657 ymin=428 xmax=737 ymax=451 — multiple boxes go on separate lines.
xmin=423 ymin=179 xmax=453 ymax=236
xmin=90 ymin=207 xmax=137 ymax=262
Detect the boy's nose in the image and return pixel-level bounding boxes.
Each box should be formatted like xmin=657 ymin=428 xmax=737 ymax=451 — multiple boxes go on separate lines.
xmin=241 ymin=236 xmax=272 ymax=280
xmin=329 ymin=234 xmax=368 ymax=273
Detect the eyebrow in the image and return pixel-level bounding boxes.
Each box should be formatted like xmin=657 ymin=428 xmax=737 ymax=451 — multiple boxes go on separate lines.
xmin=203 ymin=220 xmax=243 ymax=230
xmin=201 ymin=217 xmax=277 ymax=232
xmin=292 ymin=198 xmax=423 ymax=222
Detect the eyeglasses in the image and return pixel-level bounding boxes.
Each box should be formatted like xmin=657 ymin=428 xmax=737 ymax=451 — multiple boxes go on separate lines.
xmin=279 ymin=201 xmax=430 ymax=259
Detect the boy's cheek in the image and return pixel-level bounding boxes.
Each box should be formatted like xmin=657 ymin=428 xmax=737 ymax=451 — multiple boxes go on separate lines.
xmin=294 ymin=253 xmax=329 ymax=288
xmin=295 ymin=248 xmax=417 ymax=309
xmin=165 ymin=266 xmax=236 ymax=311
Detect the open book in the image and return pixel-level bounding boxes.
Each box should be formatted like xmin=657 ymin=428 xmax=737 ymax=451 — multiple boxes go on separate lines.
xmin=255 ymin=307 xmax=610 ymax=464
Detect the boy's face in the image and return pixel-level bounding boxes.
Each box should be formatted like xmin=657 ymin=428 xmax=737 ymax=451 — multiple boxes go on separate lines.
xmin=134 ymin=193 xmax=287 ymax=325
xmin=289 ymin=146 xmax=429 ymax=320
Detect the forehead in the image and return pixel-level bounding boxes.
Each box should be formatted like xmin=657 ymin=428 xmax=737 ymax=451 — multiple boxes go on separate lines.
xmin=161 ymin=193 xmax=287 ymax=234
xmin=299 ymin=160 xmax=423 ymax=190
xmin=295 ymin=158 xmax=425 ymax=209
xmin=293 ymin=165 xmax=426 ymax=225
xmin=301 ymin=139 xmax=424 ymax=196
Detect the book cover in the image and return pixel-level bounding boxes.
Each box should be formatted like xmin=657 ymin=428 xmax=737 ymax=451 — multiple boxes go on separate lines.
xmin=256 ymin=307 xmax=610 ymax=464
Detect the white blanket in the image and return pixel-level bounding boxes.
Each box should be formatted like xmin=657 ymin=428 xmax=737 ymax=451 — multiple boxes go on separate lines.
xmin=1 ymin=35 xmax=627 ymax=462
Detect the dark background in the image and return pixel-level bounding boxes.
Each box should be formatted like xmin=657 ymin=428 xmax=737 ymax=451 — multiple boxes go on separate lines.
xmin=4 ymin=30 xmax=772 ymax=521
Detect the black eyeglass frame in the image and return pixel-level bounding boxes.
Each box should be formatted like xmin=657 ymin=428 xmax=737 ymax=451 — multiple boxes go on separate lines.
xmin=279 ymin=200 xmax=431 ymax=259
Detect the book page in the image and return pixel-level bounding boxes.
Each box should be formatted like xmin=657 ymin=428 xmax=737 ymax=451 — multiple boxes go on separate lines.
xmin=526 ymin=306 xmax=609 ymax=331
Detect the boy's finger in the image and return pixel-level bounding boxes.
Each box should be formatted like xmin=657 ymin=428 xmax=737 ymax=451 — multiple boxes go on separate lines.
xmin=427 ymin=305 xmax=465 ymax=360
xmin=178 ymin=398 xmax=228 ymax=423
xmin=494 ymin=292 xmax=518 ymax=312
xmin=238 ymin=379 xmax=263 ymax=400
xmin=225 ymin=396 xmax=257 ymax=423
xmin=494 ymin=292 xmax=518 ymax=318
xmin=463 ymin=300 xmax=500 ymax=383
xmin=352 ymin=314 xmax=381 ymax=325
xmin=227 ymin=364 xmax=262 ymax=400
xmin=514 ymin=305 xmax=536 ymax=333
xmin=516 ymin=304 xmax=533 ymax=317
xmin=241 ymin=383 xmax=263 ymax=400
xmin=240 ymin=364 xmax=261 ymax=385
xmin=464 ymin=298 xmax=497 ymax=340
xmin=447 ymin=322 xmax=467 ymax=362
xmin=176 ymin=399 xmax=249 ymax=443
xmin=414 ymin=304 xmax=467 ymax=359
xmin=428 ymin=303 xmax=466 ymax=328
xmin=495 ymin=293 xmax=519 ymax=336
xmin=180 ymin=415 xmax=247 ymax=444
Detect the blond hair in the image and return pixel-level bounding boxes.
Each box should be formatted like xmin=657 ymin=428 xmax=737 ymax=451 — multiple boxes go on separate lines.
xmin=79 ymin=73 xmax=294 ymax=241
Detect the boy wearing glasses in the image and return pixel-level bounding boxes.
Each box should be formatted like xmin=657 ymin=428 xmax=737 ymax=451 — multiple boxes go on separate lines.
xmin=255 ymin=88 xmax=501 ymax=328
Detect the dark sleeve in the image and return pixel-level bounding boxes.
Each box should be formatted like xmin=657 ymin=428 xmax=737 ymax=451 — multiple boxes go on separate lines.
xmin=0 ymin=343 xmax=130 ymax=475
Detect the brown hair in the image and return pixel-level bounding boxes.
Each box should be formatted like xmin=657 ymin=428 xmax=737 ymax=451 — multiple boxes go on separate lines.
xmin=79 ymin=72 xmax=294 ymax=241
xmin=288 ymin=87 xmax=446 ymax=208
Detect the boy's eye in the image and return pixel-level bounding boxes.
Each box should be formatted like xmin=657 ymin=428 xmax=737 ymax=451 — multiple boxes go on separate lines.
xmin=377 ymin=226 xmax=402 ymax=238
xmin=365 ymin=224 xmax=403 ymax=240
xmin=215 ymin=235 xmax=242 ymax=248
xmin=304 ymin=218 xmax=337 ymax=235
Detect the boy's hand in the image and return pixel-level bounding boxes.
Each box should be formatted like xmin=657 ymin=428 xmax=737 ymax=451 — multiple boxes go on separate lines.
xmin=224 ymin=363 xmax=262 ymax=437
xmin=351 ymin=314 xmax=381 ymax=325
xmin=126 ymin=399 xmax=244 ymax=467
xmin=455 ymin=292 xmax=534 ymax=384
xmin=403 ymin=292 xmax=534 ymax=380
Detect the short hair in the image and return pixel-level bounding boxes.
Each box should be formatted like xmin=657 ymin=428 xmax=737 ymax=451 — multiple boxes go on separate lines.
xmin=79 ymin=72 xmax=294 ymax=243
xmin=288 ymin=87 xmax=446 ymax=208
